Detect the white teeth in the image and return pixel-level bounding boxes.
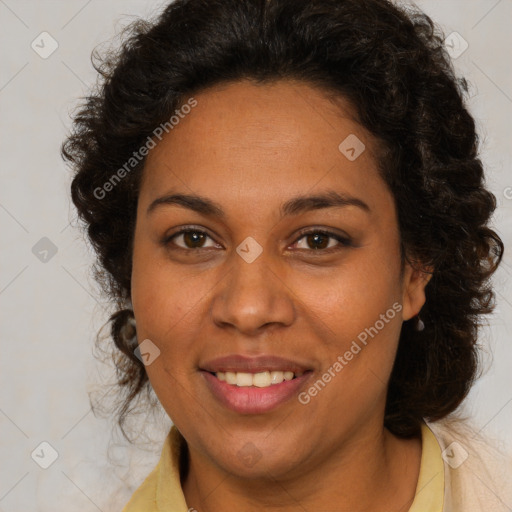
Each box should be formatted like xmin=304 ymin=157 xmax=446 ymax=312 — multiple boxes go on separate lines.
xmin=225 ymin=372 xmax=237 ymax=385
xmin=236 ymin=372 xmax=254 ymax=387
xmin=270 ymin=371 xmax=283 ymax=385
xmin=253 ymin=371 xmax=271 ymax=388
xmin=214 ymin=370 xmax=302 ymax=387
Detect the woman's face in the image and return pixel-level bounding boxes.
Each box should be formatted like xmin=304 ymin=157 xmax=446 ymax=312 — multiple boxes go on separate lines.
xmin=131 ymin=79 xmax=428 ymax=478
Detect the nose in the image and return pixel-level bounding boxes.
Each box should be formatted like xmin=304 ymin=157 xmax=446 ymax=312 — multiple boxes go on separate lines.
xmin=210 ymin=248 xmax=296 ymax=336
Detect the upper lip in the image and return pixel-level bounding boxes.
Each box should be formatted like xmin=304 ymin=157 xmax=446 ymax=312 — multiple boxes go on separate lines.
xmin=200 ymin=355 xmax=312 ymax=374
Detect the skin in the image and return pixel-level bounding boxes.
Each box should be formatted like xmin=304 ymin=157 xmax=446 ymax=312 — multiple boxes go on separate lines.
xmin=131 ymin=79 xmax=432 ymax=511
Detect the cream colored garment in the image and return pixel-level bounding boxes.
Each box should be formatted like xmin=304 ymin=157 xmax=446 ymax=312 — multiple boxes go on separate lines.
xmin=121 ymin=418 xmax=512 ymax=511
xmin=428 ymin=418 xmax=512 ymax=511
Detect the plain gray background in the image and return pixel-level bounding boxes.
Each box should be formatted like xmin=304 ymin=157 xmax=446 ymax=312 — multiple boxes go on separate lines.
xmin=1 ymin=1 xmax=511 ymax=510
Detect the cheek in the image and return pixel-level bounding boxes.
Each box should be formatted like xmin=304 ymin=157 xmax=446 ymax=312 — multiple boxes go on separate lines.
xmin=295 ymin=245 xmax=403 ymax=413
xmin=131 ymin=242 xmax=208 ymax=419
xmin=299 ymin=241 xmax=403 ymax=336
xmin=132 ymin=232 xmax=203 ymax=327
xmin=300 ymin=302 xmax=402 ymax=429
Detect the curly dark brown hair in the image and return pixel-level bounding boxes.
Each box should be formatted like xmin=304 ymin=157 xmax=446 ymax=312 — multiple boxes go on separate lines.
xmin=62 ymin=0 xmax=504 ymax=440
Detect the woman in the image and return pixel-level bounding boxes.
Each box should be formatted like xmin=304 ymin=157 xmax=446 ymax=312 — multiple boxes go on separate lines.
xmin=62 ymin=0 xmax=511 ymax=510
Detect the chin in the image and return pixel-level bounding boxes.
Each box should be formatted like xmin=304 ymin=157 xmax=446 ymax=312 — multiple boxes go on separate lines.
xmin=208 ymin=435 xmax=310 ymax=481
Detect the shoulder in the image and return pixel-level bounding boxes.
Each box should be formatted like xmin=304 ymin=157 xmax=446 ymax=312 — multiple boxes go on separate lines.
xmin=426 ymin=416 xmax=512 ymax=512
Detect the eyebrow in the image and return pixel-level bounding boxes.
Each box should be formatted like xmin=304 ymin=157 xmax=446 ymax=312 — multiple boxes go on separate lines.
xmin=147 ymin=189 xmax=370 ymax=218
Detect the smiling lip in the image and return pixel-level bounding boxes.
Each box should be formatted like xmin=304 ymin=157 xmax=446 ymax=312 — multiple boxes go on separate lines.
xmin=200 ymin=354 xmax=313 ymax=414
xmin=201 ymin=371 xmax=312 ymax=414
xmin=200 ymin=354 xmax=312 ymax=374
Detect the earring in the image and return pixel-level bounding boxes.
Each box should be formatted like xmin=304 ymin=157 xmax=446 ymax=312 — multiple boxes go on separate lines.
xmin=119 ymin=310 xmax=137 ymax=347
xmin=128 ymin=314 xmax=136 ymax=330
xmin=415 ymin=315 xmax=425 ymax=331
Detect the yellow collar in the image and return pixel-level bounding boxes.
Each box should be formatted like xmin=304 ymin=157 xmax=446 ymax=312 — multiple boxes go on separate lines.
xmin=409 ymin=422 xmax=445 ymax=512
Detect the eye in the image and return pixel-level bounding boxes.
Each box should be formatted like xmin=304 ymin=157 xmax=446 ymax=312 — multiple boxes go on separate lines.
xmin=164 ymin=227 xmax=220 ymax=250
xmin=291 ymin=229 xmax=353 ymax=252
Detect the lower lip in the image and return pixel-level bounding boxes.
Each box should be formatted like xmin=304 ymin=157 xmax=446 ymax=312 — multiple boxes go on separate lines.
xmin=201 ymin=371 xmax=312 ymax=414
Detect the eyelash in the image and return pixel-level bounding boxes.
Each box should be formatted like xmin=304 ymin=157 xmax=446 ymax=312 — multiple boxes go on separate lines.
xmin=162 ymin=226 xmax=353 ymax=254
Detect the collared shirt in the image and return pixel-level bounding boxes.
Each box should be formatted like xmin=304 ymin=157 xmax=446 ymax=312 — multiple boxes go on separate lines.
xmin=121 ymin=419 xmax=512 ymax=511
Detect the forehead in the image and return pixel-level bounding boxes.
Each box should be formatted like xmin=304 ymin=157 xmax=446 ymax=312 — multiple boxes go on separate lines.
xmin=140 ymin=79 xmax=390 ymax=217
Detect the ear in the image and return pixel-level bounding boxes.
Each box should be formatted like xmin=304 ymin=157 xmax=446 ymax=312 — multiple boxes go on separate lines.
xmin=401 ymin=262 xmax=433 ymax=321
